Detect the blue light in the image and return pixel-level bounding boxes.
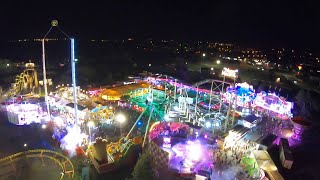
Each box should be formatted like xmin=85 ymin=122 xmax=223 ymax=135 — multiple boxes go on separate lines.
xmin=205 ymin=121 xmax=211 ymax=128
xmin=137 ymin=121 xmax=142 ymax=126
xmin=71 ymin=38 xmax=78 ymax=126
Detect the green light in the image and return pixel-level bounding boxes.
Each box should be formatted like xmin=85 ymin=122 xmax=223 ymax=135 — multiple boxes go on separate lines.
xmin=51 ymin=20 xmax=58 ymax=27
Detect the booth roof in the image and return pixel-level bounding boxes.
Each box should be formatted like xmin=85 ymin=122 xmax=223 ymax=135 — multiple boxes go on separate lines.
xmin=252 ymin=150 xmax=284 ymax=180
xmin=66 ymin=103 xmax=87 ymax=111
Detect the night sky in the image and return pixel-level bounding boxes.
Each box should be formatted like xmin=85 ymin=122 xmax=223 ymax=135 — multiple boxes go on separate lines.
xmin=0 ymin=0 xmax=319 ymax=50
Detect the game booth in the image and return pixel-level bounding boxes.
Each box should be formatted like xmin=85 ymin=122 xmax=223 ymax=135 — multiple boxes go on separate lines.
xmin=6 ymin=103 xmax=46 ymax=125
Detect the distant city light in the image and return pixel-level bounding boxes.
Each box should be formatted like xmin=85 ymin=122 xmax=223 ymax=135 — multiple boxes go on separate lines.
xmin=216 ymin=60 xmax=221 ymax=64
xmin=24 ymin=143 xmax=27 ymax=147
xmin=149 ymin=64 xmax=151 ymax=67
xmin=211 ymin=67 xmax=214 ymax=71
xmin=41 ymin=124 xmax=47 ymax=129
xmin=202 ymin=53 xmax=206 ymax=57
xmin=6 ymin=64 xmax=10 ymax=67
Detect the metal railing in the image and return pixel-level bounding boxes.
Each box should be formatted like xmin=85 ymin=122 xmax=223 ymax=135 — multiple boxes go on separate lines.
xmin=0 ymin=149 xmax=74 ymax=179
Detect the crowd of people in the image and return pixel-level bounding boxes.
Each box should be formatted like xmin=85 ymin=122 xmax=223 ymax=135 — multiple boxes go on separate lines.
xmin=211 ymin=135 xmax=259 ymax=179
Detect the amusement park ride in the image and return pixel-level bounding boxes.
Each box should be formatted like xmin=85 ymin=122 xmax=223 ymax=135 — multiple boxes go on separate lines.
xmin=0 ymin=20 xmax=299 ymax=179
xmin=87 ymin=104 xmax=155 ymax=173
xmin=1 ymin=62 xmax=40 ymax=101
xmin=0 ymin=20 xmax=79 ymax=180
xmin=12 ymin=62 xmax=39 ymax=95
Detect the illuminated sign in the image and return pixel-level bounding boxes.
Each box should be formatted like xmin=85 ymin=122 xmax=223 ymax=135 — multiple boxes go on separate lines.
xmin=221 ymin=67 xmax=238 ymax=78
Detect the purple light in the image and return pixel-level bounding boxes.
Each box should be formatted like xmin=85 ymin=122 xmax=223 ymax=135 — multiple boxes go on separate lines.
xmin=253 ymin=92 xmax=293 ymax=117
xmin=186 ymin=141 xmax=203 ymax=161
xmin=204 ymin=134 xmax=208 ymax=139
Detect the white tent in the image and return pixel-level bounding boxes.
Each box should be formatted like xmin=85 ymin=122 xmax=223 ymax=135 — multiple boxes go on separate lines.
xmin=252 ymin=150 xmax=284 ymax=180
xmin=57 ymin=97 xmax=70 ymax=106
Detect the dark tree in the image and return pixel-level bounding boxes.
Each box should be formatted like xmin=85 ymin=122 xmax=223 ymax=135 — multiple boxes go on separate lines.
xmin=131 ymin=153 xmax=154 ymax=180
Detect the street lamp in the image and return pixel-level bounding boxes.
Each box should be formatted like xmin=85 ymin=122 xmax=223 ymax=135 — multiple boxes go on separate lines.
xmin=116 ymin=114 xmax=126 ymax=137
xmin=87 ymin=121 xmax=94 ymax=144
xmin=23 ymin=143 xmax=28 ymax=150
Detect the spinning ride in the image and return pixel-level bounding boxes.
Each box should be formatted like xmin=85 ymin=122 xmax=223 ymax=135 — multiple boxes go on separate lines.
xmin=224 ymin=82 xmax=255 ymax=108
xmin=90 ymin=105 xmax=114 ymax=122
xmin=253 ymin=92 xmax=293 ymax=118
xmin=87 ymin=104 xmax=156 ymax=173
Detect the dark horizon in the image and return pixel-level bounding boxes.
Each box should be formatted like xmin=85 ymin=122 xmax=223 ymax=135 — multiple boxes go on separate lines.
xmin=0 ymin=0 xmax=319 ymax=53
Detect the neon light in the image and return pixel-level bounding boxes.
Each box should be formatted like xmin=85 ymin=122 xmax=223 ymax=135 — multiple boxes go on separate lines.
xmin=253 ymin=92 xmax=293 ymax=117
xmin=221 ymin=67 xmax=238 ymax=78
xmin=224 ymin=82 xmax=255 ymax=107
xmin=149 ymin=121 xmax=161 ymax=133
xmin=71 ymin=38 xmax=78 ymax=126
xmin=6 ymin=103 xmax=44 ymax=125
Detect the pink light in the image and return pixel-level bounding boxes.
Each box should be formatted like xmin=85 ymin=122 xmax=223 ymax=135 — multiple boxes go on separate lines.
xmin=253 ymin=92 xmax=293 ymax=116
xmin=186 ymin=141 xmax=203 ymax=161
xmin=204 ymin=134 xmax=208 ymax=139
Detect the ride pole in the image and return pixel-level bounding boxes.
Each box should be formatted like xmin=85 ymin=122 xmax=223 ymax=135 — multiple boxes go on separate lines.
xmin=208 ymin=79 xmax=214 ymax=115
xmin=71 ymin=38 xmax=79 ymax=127
xmin=42 ymin=39 xmax=50 ymax=119
xmin=142 ymin=107 xmax=154 ymax=148
xmin=125 ymin=107 xmax=147 ymax=139
xmin=164 ymin=75 xmax=167 ymax=100
xmin=231 ymin=76 xmax=237 ymax=126
xmin=218 ymin=75 xmax=226 ymax=114
xmin=174 ymin=79 xmax=177 ymax=100
xmin=194 ymin=85 xmax=199 ymax=125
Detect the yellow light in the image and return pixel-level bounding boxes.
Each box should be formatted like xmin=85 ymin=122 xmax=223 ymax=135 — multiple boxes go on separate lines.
xmin=116 ymin=114 xmax=126 ymax=123
xmin=87 ymin=121 xmax=94 ymax=127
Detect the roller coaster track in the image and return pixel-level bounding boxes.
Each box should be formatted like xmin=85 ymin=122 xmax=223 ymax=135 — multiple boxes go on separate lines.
xmin=0 ymin=149 xmax=74 ymax=180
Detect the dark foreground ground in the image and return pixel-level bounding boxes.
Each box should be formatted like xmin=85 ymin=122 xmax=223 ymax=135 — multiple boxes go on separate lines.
xmin=1 ymin=110 xmax=320 ymax=180
xmin=0 ymin=111 xmax=137 ymax=180
xmin=268 ymin=125 xmax=320 ymax=180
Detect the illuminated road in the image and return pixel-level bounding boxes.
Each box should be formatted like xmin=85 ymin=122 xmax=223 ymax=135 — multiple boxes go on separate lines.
xmin=276 ymin=72 xmax=320 ymax=94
